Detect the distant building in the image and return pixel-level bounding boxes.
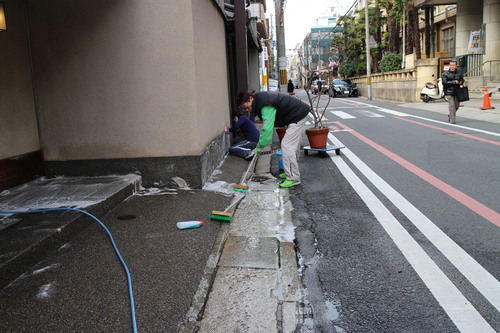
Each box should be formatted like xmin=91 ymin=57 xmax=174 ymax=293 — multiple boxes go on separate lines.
xmin=301 ymin=3 xmax=344 ymax=85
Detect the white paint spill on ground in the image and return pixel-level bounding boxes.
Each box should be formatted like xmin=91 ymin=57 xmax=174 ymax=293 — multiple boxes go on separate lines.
xmin=0 ymin=252 xmax=16 ymax=260
xmin=32 ymin=264 xmax=61 ymax=275
xmin=324 ymin=299 xmax=341 ymax=321
xmin=0 ymin=174 xmax=141 ymax=212
xmin=171 ymin=177 xmax=191 ymax=190
xmin=0 ymin=216 xmax=21 ymax=231
xmin=275 ymin=191 xmax=296 ymax=243
xmin=135 ymin=187 xmax=178 ymax=196
xmin=59 ymin=243 xmax=71 ymax=250
xmin=274 ymin=221 xmax=296 ymax=243
xmin=202 ymin=180 xmax=234 ymax=196
xmin=36 ymin=283 xmax=55 ymax=299
xmin=32 ymin=228 xmax=62 ymax=233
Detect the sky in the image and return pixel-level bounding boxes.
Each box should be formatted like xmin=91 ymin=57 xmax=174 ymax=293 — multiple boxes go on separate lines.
xmin=266 ymin=0 xmax=353 ymax=53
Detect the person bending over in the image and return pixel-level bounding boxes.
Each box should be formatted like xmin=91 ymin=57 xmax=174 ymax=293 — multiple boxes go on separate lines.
xmin=236 ymin=91 xmax=310 ymax=188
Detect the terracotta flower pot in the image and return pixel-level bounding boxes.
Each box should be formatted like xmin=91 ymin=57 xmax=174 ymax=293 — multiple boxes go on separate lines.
xmin=305 ymin=128 xmax=329 ymax=149
xmin=276 ymin=127 xmax=287 ymax=143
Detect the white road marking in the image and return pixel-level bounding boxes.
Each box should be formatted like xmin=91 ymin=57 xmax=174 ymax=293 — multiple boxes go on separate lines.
xmin=353 ymin=101 xmax=500 ymax=137
xmin=374 ymin=108 xmax=410 ymax=117
xmin=325 ymin=106 xmax=363 ymax=109
xmin=330 ymin=111 xmax=356 ymax=119
xmin=327 ymin=132 xmax=497 ymax=332
xmin=409 ymin=115 xmax=500 ymax=138
xmin=358 ymin=110 xmax=385 ymax=118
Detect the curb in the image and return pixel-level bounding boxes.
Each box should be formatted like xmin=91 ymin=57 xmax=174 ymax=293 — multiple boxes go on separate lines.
xmin=179 ymin=151 xmax=303 ymax=332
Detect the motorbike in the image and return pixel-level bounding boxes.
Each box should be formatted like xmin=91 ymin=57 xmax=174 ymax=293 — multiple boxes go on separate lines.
xmin=420 ymin=78 xmax=444 ymax=103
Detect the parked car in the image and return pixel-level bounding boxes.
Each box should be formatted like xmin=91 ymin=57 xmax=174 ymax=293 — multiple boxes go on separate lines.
xmin=268 ymin=79 xmax=279 ymax=92
xmin=310 ymin=80 xmax=329 ymax=95
xmin=331 ymin=79 xmax=358 ymax=97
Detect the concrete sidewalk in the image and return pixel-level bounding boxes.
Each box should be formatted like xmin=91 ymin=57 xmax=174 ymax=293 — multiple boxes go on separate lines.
xmin=0 ymin=142 xmax=299 ymax=332
xmin=180 ymin=150 xmax=302 ymax=333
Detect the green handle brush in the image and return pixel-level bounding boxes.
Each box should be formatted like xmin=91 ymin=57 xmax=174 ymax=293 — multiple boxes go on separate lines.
xmin=210 ymin=192 xmax=246 ymax=223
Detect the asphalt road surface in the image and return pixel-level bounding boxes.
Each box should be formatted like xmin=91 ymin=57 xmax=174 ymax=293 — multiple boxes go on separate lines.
xmin=291 ymin=91 xmax=500 ymax=333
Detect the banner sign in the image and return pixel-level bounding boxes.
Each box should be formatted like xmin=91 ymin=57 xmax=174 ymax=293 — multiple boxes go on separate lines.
xmin=467 ymin=30 xmax=483 ymax=54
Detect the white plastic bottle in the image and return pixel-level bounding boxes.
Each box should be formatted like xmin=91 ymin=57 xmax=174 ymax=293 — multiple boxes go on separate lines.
xmin=176 ymin=220 xmax=204 ymax=229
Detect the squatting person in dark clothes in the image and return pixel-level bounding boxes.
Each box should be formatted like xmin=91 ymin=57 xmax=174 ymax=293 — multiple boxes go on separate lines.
xmin=225 ymin=108 xmax=260 ymax=160
xmin=236 ymin=91 xmax=310 ymax=188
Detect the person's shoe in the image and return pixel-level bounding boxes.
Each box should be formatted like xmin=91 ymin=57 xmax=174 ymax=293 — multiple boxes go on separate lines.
xmin=245 ymin=151 xmax=254 ymax=161
xmin=279 ymin=179 xmax=301 ymax=188
xmin=278 ymin=172 xmax=287 ymax=179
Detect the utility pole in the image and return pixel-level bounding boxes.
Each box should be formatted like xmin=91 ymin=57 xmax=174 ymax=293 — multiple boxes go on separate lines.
xmin=275 ymin=0 xmax=287 ymax=92
xmin=402 ymin=0 xmax=406 ymax=69
xmin=235 ymin=0 xmax=248 ymax=92
xmin=365 ymin=0 xmax=372 ymax=100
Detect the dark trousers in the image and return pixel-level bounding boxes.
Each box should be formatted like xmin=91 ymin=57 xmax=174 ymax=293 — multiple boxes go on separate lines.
xmin=229 ymin=138 xmax=257 ymax=159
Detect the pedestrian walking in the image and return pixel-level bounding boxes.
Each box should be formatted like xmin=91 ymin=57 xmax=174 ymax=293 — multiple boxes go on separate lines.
xmin=317 ymin=80 xmax=323 ymax=95
xmin=236 ymin=91 xmax=310 ymax=188
xmin=287 ymin=79 xmax=295 ymax=96
xmin=225 ymin=108 xmax=260 ymax=160
xmin=442 ymin=60 xmax=464 ymax=124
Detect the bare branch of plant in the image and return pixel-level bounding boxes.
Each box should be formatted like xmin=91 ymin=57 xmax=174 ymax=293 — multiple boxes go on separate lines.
xmin=297 ymin=50 xmax=332 ymax=129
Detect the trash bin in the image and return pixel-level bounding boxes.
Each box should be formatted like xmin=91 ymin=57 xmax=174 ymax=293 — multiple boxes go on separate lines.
xmin=276 ymin=151 xmax=284 ymax=170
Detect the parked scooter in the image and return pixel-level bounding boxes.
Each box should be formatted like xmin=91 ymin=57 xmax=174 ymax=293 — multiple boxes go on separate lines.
xmin=420 ymin=78 xmax=444 ymax=103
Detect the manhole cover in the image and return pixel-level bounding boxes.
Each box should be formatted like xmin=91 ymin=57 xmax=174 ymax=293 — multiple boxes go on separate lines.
xmin=117 ymin=214 xmax=136 ymax=220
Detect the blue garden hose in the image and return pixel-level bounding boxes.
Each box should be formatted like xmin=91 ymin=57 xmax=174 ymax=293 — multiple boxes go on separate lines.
xmin=0 ymin=208 xmax=138 ymax=333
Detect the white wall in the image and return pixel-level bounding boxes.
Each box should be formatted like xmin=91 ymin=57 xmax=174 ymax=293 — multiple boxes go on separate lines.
xmin=26 ymin=0 xmax=230 ymax=161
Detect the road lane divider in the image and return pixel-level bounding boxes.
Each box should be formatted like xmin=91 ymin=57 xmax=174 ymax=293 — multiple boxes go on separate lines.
xmin=325 ymin=132 xmax=497 ymax=332
xmin=352 ymin=100 xmax=500 ymax=138
xmin=334 ymin=122 xmax=500 ymax=227
xmin=393 ymin=116 xmax=500 ymax=145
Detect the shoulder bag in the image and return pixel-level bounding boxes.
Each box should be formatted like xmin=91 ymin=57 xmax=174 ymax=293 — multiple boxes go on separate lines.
xmin=457 ymin=85 xmax=469 ymax=102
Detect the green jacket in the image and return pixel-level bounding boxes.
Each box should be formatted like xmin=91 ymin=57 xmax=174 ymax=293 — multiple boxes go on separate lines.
xmin=253 ymin=92 xmax=310 ymax=147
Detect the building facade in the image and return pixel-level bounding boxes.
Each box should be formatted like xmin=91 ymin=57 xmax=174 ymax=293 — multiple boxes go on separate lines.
xmin=0 ymin=0 xmax=268 ymax=191
xmin=415 ymin=0 xmax=499 ymax=84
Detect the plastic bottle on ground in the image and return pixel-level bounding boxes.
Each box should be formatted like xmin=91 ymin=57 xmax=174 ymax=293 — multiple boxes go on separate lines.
xmin=176 ymin=220 xmax=204 ymax=229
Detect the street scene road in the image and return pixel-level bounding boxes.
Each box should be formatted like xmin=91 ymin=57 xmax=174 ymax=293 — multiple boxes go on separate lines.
xmin=291 ymin=89 xmax=500 ymax=332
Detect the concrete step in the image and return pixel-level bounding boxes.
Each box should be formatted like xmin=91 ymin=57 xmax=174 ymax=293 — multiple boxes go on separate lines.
xmin=0 ymin=175 xmax=140 ymax=288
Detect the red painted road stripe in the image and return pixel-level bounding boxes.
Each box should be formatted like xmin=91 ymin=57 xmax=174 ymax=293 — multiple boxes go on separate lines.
xmin=329 ymin=125 xmax=339 ymax=131
xmin=393 ymin=116 xmax=500 ymax=146
xmin=336 ymin=121 xmax=500 ymax=227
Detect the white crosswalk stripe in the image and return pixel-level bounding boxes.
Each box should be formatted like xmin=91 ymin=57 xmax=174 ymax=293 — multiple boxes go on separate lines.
xmin=330 ymin=111 xmax=357 ymax=119
xmin=359 ymin=110 xmax=385 ymax=117
xmin=329 ymin=109 xmax=385 ymax=119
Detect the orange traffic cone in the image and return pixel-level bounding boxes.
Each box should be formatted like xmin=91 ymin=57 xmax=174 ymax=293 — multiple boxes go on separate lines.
xmin=480 ymin=87 xmax=495 ymax=110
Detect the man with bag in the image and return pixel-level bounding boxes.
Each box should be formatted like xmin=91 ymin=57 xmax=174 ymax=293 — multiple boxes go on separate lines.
xmin=442 ymin=60 xmax=464 ymax=124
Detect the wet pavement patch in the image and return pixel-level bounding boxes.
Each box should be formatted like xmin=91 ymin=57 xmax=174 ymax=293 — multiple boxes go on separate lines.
xmin=218 ymin=235 xmax=279 ymax=269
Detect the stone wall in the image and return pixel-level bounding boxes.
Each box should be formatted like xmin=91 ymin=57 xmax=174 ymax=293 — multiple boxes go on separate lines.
xmin=352 ymin=58 xmax=439 ymax=103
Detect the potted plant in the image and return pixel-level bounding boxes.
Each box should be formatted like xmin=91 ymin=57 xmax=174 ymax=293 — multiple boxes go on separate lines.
xmin=298 ymin=51 xmax=333 ymax=148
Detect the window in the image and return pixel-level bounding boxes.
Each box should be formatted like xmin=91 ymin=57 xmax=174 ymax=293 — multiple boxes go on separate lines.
xmin=442 ymin=26 xmax=455 ymax=55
